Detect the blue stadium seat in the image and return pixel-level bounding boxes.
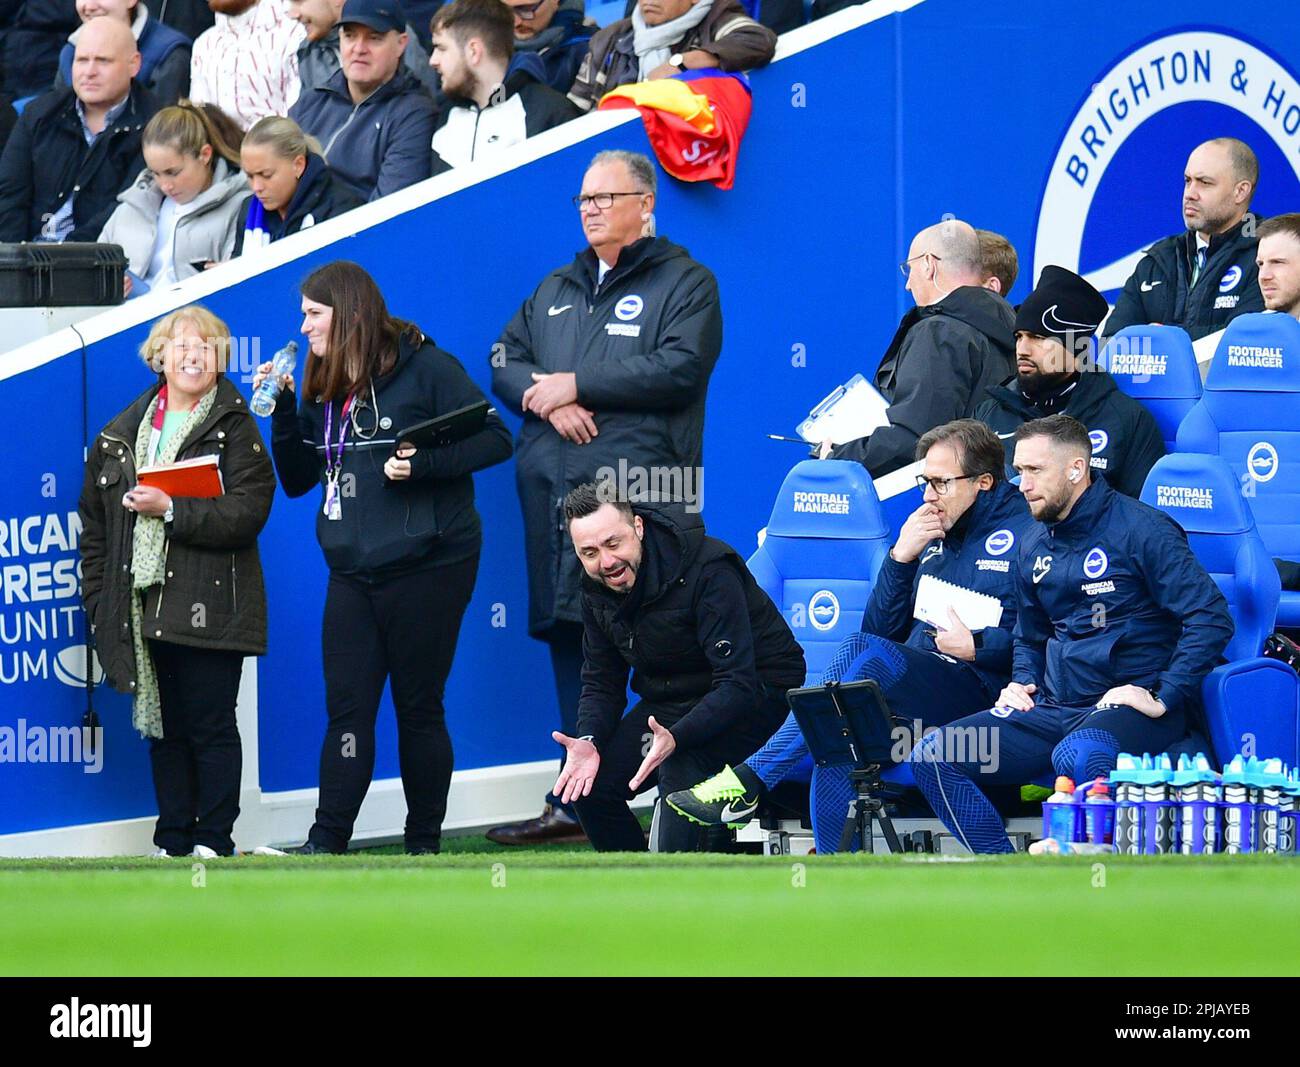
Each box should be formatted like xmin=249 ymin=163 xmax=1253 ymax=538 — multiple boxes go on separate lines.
xmin=747 ymin=459 xmax=891 ymax=684
xmin=1141 ymin=453 xmax=1299 ymax=767
xmin=1098 ymin=324 xmax=1201 ymax=452
xmin=1176 ymin=313 xmax=1300 ymax=627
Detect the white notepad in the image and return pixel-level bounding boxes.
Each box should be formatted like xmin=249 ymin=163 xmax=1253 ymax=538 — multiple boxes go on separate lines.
xmin=913 ymin=573 xmax=1004 ymax=632
xmin=796 ymin=373 xmax=891 ymax=445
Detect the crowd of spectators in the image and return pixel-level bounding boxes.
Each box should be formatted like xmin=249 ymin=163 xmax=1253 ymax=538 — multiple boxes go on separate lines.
xmin=5 ymin=0 xmax=1299 ymax=854
xmin=0 ymin=0 xmax=801 ymax=225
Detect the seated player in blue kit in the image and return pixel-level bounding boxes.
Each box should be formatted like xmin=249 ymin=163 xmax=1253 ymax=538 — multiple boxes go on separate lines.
xmin=909 ymin=415 xmax=1234 ymax=853
xmin=665 ymin=419 xmax=1036 ymax=852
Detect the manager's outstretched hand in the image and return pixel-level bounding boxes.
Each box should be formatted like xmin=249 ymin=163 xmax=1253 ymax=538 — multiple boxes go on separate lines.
xmin=552 ymin=732 xmax=600 ymax=806
xmin=629 ymin=716 xmax=676 ymax=792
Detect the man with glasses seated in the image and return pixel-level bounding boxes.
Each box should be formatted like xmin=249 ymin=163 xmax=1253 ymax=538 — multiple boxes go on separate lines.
xmin=504 ymin=0 xmax=593 ymax=94
xmin=486 ymin=148 xmax=724 ymax=846
xmin=666 ymin=419 xmax=1036 ymax=854
xmin=818 ymin=219 xmax=1016 ymax=479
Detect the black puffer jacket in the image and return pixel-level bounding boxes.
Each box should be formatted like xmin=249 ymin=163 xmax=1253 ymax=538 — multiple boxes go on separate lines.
xmin=577 ymin=505 xmax=806 ymax=750
xmin=78 ymin=377 xmax=276 ymax=694
xmin=975 ymin=367 xmax=1166 ymax=499
xmin=830 ymin=285 xmax=1016 ymax=477
xmin=492 ymin=235 xmax=722 ymax=635
xmin=270 ymin=329 xmax=513 ymax=577
xmin=1102 ymin=218 xmax=1264 ymax=341
xmin=0 ymin=80 xmax=156 ymax=242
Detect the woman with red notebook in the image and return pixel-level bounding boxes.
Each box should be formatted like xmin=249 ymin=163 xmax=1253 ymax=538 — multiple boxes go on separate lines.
xmin=79 ymin=304 xmax=276 ymax=857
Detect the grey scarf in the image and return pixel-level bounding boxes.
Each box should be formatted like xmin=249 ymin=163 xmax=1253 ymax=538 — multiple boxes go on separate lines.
xmin=631 ymin=0 xmax=713 ymax=80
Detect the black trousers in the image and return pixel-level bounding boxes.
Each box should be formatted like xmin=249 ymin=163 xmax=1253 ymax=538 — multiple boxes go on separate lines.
xmin=573 ymin=690 xmax=790 ymax=852
xmin=147 ymin=639 xmax=245 ymax=856
xmin=310 ymin=555 xmax=478 ymax=852
xmin=543 ymin=620 xmax=585 ymax=813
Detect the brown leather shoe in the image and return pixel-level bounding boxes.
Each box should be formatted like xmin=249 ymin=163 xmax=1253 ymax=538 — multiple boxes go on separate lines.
xmin=485 ymin=804 xmax=589 ymax=845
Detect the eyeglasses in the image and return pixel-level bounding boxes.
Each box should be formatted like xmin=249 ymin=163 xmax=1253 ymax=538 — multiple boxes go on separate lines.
xmin=916 ymin=473 xmax=980 ymax=496
xmin=509 ymin=0 xmax=547 ymax=18
xmin=572 ymin=191 xmax=645 ymax=211
xmin=898 ymin=251 xmax=942 ymax=278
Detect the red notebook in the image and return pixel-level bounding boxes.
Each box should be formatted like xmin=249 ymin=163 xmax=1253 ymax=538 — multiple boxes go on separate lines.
xmin=137 ymin=455 xmax=225 ymax=498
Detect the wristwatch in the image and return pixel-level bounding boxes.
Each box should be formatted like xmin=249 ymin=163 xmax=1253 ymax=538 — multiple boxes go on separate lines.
xmin=163 ymin=502 xmax=175 ymax=525
xmin=669 ymin=52 xmax=685 ymax=70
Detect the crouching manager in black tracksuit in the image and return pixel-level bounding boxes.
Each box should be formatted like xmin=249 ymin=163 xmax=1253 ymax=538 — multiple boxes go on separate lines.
xmin=977 ymin=265 xmax=1165 ymax=498
xmin=552 ymin=481 xmax=806 ymax=852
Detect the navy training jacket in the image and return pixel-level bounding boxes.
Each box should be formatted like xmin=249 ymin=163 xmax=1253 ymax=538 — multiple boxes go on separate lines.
xmin=863 ymin=477 xmax=1037 ymax=698
xmin=1011 ymin=476 xmax=1233 ymax=715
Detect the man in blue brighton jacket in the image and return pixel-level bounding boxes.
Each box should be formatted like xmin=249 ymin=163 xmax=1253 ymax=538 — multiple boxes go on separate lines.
xmin=666 ymin=419 xmax=1037 ymax=853
xmin=910 ymin=414 xmax=1234 ymax=854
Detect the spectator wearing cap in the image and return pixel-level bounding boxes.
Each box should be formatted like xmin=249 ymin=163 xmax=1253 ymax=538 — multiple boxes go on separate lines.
xmin=289 ymin=0 xmax=436 ymax=200
xmin=567 ymin=0 xmax=776 ymax=114
xmin=977 ymin=228 xmax=1018 ymax=299
xmin=1103 ymin=138 xmax=1264 ymax=342
xmin=189 ymin=0 xmax=305 ymax=130
xmin=504 ymin=0 xmax=593 ymax=94
xmin=429 ymin=0 xmax=577 ymax=174
xmin=975 ymin=265 xmax=1165 ymax=498
xmin=288 ymin=0 xmax=438 ymax=97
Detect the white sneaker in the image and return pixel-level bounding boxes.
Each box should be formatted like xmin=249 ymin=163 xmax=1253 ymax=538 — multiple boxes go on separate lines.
xmin=146 ymin=848 xmax=173 ymax=858
xmin=249 ymin=845 xmax=287 ymax=856
xmin=192 ymin=845 xmax=220 ymax=859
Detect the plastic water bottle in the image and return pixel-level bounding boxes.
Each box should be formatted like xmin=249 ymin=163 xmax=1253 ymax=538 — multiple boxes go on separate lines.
xmin=1084 ymin=778 xmax=1115 ymax=845
xmin=1042 ymin=776 xmax=1077 ymax=845
xmin=1280 ymin=768 xmax=1300 ymax=855
xmin=250 ymin=340 xmax=298 ymax=417
xmin=1222 ymin=755 xmax=1256 ymax=854
xmin=1171 ymin=752 xmax=1219 ymax=855
xmin=1109 ymin=753 xmax=1146 ymax=854
xmin=1141 ymin=753 xmax=1176 ymax=854
xmin=1257 ymin=758 xmax=1291 ymax=854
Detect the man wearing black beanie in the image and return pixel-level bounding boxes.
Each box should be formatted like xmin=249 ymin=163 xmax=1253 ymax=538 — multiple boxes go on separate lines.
xmin=975 ymin=265 xmax=1165 ymax=498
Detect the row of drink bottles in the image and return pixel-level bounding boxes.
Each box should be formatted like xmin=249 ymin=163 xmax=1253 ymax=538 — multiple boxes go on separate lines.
xmin=1040 ymin=753 xmax=1300 ymax=854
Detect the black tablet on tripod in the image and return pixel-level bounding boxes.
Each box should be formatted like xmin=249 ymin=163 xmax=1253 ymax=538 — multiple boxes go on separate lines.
xmin=787 ymin=678 xmax=906 ymax=854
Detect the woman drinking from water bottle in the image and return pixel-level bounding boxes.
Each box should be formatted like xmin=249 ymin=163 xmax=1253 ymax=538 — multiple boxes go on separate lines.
xmin=254 ymin=260 xmax=512 ymax=855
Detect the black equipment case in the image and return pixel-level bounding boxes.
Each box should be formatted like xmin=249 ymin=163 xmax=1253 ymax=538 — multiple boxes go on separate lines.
xmin=0 ymin=243 xmax=126 ymax=308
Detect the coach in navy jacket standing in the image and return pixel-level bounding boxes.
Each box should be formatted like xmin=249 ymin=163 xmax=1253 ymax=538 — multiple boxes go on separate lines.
xmin=665 ymin=419 xmax=1037 ymax=853
xmin=910 ymin=414 xmax=1233 ymax=854
xmin=486 ymin=148 xmax=723 ymax=845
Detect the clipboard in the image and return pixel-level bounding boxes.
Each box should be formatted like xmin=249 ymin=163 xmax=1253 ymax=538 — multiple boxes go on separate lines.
xmin=392 ymin=401 xmax=490 ymax=456
xmin=796 ymin=373 xmax=891 ymax=446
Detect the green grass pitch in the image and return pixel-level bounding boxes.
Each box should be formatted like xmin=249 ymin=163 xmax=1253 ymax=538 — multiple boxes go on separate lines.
xmin=3 ymin=849 xmax=1298 ymax=975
